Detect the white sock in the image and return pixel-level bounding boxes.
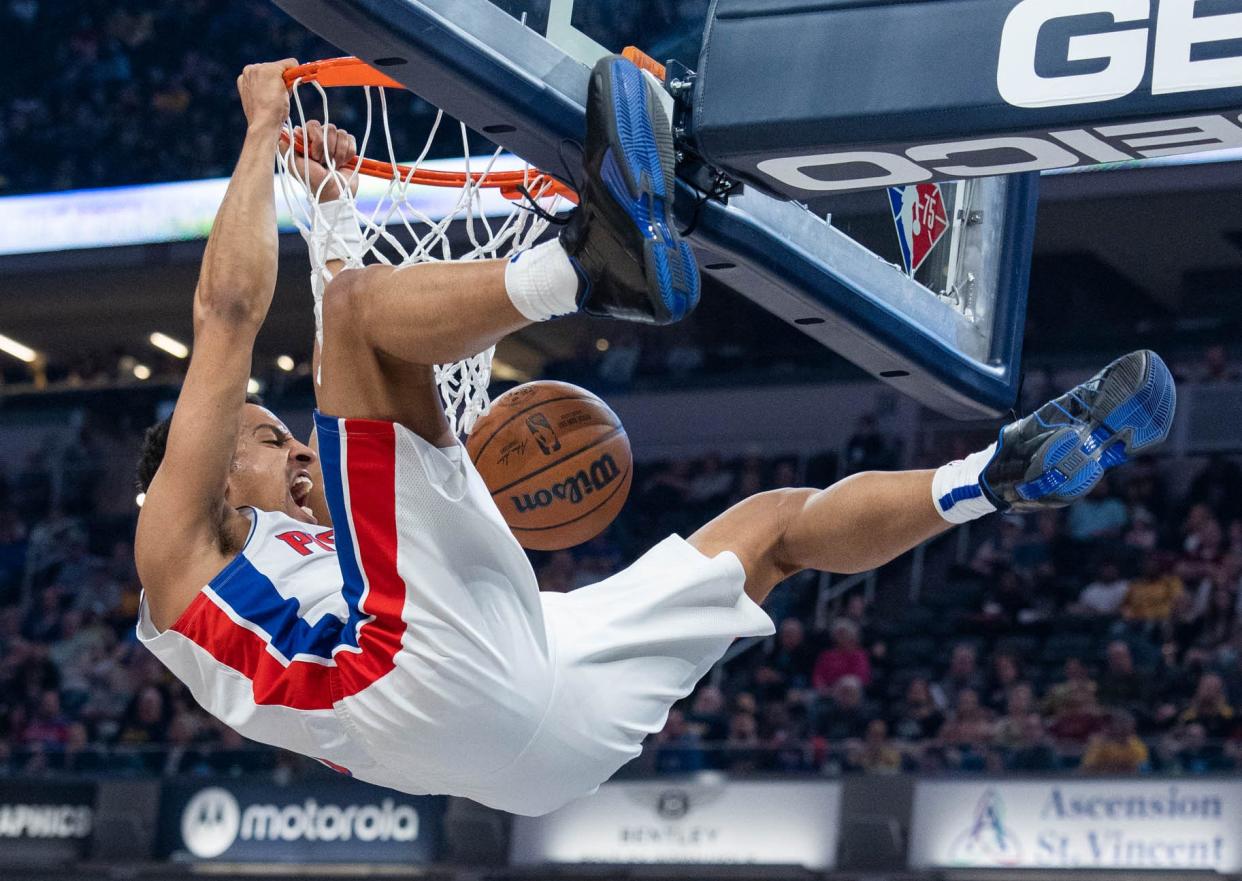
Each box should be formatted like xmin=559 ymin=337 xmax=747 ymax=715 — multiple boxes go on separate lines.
xmin=504 ymin=239 xmax=581 ymax=321
xmin=932 ymin=442 xmax=999 ymax=524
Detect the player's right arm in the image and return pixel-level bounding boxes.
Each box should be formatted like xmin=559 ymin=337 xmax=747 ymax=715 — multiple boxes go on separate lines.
xmin=135 ymin=60 xmax=298 ymax=630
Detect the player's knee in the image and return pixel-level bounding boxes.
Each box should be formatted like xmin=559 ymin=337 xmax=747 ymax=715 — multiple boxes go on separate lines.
xmin=321 ymin=266 xmax=391 ymax=344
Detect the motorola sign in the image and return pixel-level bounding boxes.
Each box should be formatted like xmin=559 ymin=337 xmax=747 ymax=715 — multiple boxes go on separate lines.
xmin=511 ymin=780 xmax=841 ymax=868
xmin=180 ymin=788 xmax=240 ymax=859
xmin=160 ymin=781 xmax=442 ymax=863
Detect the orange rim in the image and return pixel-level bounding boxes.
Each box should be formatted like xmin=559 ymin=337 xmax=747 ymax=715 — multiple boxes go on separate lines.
xmin=283 ymin=56 xmax=576 ymax=202
xmin=622 ymin=46 xmax=667 ymax=82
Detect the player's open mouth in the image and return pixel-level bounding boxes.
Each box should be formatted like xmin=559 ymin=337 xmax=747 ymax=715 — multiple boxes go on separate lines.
xmin=291 ymin=474 xmax=314 ymax=515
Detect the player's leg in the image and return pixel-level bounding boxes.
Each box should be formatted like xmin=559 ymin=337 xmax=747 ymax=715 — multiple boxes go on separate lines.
xmin=689 ymin=472 xmax=948 ymax=602
xmin=315 ymin=55 xmax=694 ymax=441
xmin=693 ymin=350 xmax=1177 ymax=603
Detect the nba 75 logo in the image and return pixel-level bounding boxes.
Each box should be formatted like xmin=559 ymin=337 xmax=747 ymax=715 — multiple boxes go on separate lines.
xmin=525 ymin=413 xmax=561 ymax=455
xmin=888 ymin=184 xmax=949 ymax=275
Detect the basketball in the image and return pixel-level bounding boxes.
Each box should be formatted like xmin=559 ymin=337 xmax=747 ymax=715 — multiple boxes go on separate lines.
xmin=466 ymin=381 xmax=632 ymax=551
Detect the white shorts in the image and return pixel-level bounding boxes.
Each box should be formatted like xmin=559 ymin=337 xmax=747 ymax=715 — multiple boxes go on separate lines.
xmin=141 ymin=414 xmax=773 ymax=816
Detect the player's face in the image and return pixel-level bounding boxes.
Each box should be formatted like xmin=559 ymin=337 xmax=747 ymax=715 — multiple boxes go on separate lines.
xmin=225 ymin=404 xmax=321 ymax=525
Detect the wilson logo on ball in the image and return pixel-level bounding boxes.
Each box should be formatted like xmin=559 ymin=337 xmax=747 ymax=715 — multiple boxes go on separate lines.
xmin=511 ymin=454 xmax=622 ymax=512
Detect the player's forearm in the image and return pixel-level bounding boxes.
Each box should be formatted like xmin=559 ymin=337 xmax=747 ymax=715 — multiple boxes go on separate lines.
xmin=195 ymin=121 xmax=283 ymax=330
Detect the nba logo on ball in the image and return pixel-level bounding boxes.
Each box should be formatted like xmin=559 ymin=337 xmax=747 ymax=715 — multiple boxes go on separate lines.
xmin=888 ymin=183 xmax=949 ymax=275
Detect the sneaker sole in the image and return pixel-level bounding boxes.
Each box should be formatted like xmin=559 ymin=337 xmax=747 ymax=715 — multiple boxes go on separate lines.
xmin=1015 ymin=350 xmax=1176 ymax=504
xmin=598 ymin=57 xmax=699 ymax=324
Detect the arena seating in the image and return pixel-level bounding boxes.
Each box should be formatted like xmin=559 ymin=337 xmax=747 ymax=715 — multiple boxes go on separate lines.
xmin=2 ymin=368 xmax=1239 ymax=781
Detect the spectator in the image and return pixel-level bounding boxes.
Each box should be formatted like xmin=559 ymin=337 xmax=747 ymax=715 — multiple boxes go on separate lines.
xmin=21 ymin=689 xmax=70 ymax=752
xmin=1122 ymin=552 xmax=1185 ymax=626
xmin=1098 ymin=641 xmax=1151 ymax=720
xmin=1124 ymin=508 xmax=1160 ymax=553
xmin=687 ymin=454 xmax=734 ymax=510
xmin=22 ymin=585 xmax=65 ymax=642
xmin=815 ymin=676 xmax=875 ymax=741
xmin=812 ymin=618 xmax=871 ymax=692
xmin=1048 ymin=682 xmax=1106 ymax=746
xmin=933 ymin=644 xmax=985 ymax=711
xmin=889 ymin=677 xmax=944 ymax=742
xmin=853 ymin=719 xmax=902 ymax=773
xmin=1165 ymin=722 xmax=1233 ymax=773
xmin=994 ymin=683 xmax=1036 ymax=749
xmin=1067 ymin=476 xmax=1128 ymax=543
xmin=1044 ymin=657 xmax=1099 ymax=716
xmin=1188 ymin=459 xmax=1242 ymax=525
xmin=722 ymin=710 xmax=762 ymax=772
xmin=60 ymin=721 xmax=107 ymax=774
xmin=985 ymin=653 xmax=1025 ymax=710
xmin=651 ymin=709 xmax=705 ymax=774
xmin=1007 ymin=714 xmax=1059 ymax=772
xmin=938 ymin=689 xmax=995 ymax=748
xmin=752 ymin=617 xmax=815 ymax=700
xmin=971 ymin=517 xmax=1023 ymax=577
xmin=686 ymin=685 xmax=728 ymax=741
xmin=116 ymin=685 xmax=170 ymax=753
xmin=1080 ymin=710 xmax=1148 ymax=774
xmin=1178 ymin=673 xmax=1237 ymax=739
xmin=1072 ymin=559 xmax=1131 ymax=617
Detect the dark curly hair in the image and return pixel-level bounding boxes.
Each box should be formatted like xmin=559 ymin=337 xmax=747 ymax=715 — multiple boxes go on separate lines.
xmin=135 ymin=394 xmax=264 ymax=494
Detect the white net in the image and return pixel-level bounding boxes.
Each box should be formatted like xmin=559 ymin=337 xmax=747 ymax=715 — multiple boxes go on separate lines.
xmin=275 ymin=70 xmax=568 ymax=435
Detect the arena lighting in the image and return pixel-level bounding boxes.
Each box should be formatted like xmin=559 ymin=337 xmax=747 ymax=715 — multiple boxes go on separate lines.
xmin=149 ymin=331 xmax=189 ymax=359
xmin=489 ymin=358 xmax=529 ymax=383
xmin=276 ymin=355 xmax=295 ymax=372
xmin=247 ymin=378 xmax=262 ymax=395
xmin=132 ymin=364 xmax=152 ymax=380
xmin=0 ymin=333 xmax=38 ymax=363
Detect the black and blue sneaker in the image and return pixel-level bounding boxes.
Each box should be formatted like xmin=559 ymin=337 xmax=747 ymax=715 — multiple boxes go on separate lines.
xmin=559 ymin=55 xmax=699 ymax=325
xmin=981 ymin=350 xmax=1176 ymax=512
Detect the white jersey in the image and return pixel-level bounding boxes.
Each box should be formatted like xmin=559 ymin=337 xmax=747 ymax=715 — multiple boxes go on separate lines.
xmin=139 ymin=412 xmax=772 ymax=815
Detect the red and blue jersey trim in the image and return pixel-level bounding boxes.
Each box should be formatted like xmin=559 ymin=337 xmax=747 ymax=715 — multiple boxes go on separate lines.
xmin=170 ymin=413 xmax=408 ymax=711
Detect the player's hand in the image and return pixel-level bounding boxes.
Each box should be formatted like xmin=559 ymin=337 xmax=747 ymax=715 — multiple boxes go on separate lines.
xmin=290 ymin=119 xmax=360 ymax=203
xmin=237 ymin=59 xmax=298 ymax=131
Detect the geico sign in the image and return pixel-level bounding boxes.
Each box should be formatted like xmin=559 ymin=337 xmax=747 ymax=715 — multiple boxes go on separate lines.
xmin=999 ymin=0 xmax=1242 ymax=108
xmin=756 ymin=112 xmax=1242 ymax=192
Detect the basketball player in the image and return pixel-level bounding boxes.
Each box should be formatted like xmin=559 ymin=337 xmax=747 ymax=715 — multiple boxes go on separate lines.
xmin=134 ymin=57 xmax=1175 ymax=815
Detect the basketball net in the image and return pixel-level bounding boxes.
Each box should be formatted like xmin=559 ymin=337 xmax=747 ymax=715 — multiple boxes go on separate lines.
xmin=274 ymin=58 xmax=571 ymax=435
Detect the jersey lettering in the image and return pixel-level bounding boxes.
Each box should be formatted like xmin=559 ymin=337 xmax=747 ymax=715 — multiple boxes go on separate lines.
xmin=275 ymin=530 xmax=336 ymax=556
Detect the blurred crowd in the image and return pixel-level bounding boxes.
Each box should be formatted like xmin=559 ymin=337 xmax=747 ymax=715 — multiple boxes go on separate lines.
xmin=1 ymin=381 xmax=1241 ymax=782
xmin=643 ymin=451 xmax=1242 ymax=777
xmin=0 ymin=0 xmax=712 ymax=196
xmin=1 ymin=1 xmax=337 ymax=194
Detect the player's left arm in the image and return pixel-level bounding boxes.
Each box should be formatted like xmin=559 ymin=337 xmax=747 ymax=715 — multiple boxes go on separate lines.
xmin=137 ymin=60 xmax=297 ymax=629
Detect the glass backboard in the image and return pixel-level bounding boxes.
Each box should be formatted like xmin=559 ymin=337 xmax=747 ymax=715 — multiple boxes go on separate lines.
xmin=272 ymin=0 xmax=1038 ymax=417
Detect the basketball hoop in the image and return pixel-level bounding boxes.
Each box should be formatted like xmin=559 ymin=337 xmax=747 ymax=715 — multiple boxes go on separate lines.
xmin=275 ymin=56 xmax=575 ymax=435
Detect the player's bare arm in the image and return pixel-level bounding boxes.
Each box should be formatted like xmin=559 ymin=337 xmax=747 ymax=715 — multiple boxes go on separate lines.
xmin=135 ymin=60 xmax=300 ymax=631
